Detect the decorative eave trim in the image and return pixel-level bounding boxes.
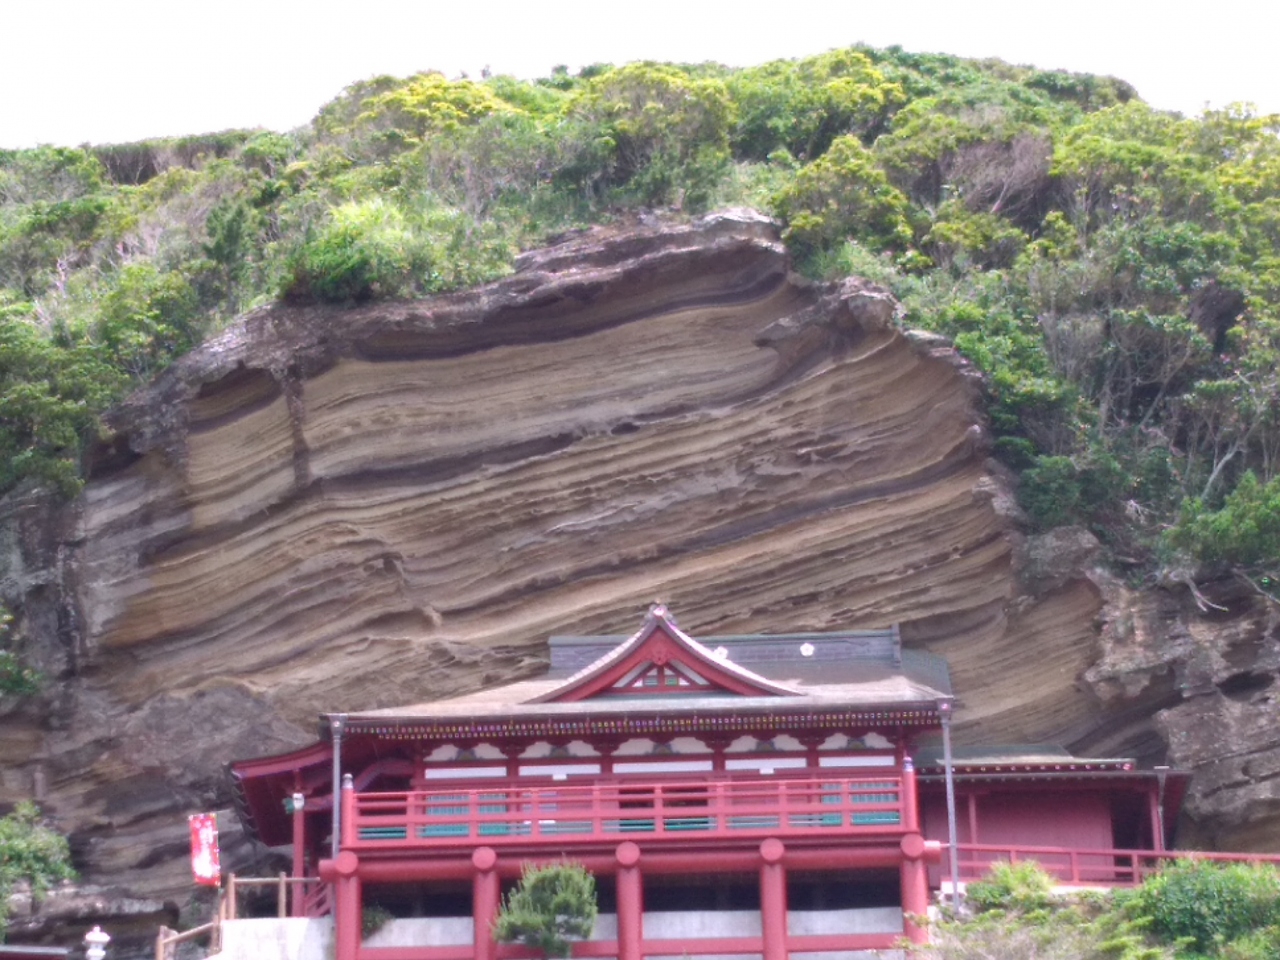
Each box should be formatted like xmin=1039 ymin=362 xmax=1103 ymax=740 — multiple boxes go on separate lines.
xmin=345 ymin=705 xmax=943 ymax=741
xmin=917 ymin=763 xmax=1192 ymax=782
xmin=918 ymin=760 xmax=1134 ymax=776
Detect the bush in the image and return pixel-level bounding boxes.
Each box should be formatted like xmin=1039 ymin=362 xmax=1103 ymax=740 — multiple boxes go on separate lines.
xmin=0 ymin=604 xmax=40 ymax=698
xmin=361 ymin=904 xmax=394 ymax=938
xmin=915 ymin=905 xmax=1170 ymax=960
xmin=283 ymin=200 xmax=425 ymax=303
xmin=1218 ymin=926 xmax=1280 ymax=960
xmin=566 ymin=63 xmax=737 ymax=209
xmin=92 ymin=261 xmax=201 ymax=379
xmin=1170 ymin=471 xmax=1280 ymax=571
xmin=771 ymin=134 xmax=912 ymax=259
xmin=0 ymin=802 xmax=75 ymax=939
xmin=0 ymin=297 xmax=122 ymax=496
xmin=1128 ymin=860 xmax=1280 ymax=954
xmin=494 ymin=861 xmax=597 ymax=958
xmin=965 ymin=860 xmax=1055 ymax=914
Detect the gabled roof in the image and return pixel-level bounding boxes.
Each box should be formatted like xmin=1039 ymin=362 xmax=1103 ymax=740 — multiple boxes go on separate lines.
xmin=340 ymin=606 xmax=952 ymax=738
xmin=530 ymin=605 xmax=800 ymax=702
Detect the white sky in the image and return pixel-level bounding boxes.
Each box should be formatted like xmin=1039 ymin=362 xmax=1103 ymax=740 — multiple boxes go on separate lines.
xmin=2 ymin=0 xmax=1277 ymax=149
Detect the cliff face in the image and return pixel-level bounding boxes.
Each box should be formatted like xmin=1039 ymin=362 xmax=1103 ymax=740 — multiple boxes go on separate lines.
xmin=1 ymin=210 xmax=1277 ymax=930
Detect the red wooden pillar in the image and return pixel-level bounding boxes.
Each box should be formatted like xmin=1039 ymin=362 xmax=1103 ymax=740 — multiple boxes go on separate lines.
xmin=333 ymin=851 xmax=361 ymax=960
xmin=900 ymin=754 xmax=919 ymax=833
xmin=900 ymin=834 xmax=929 ymax=944
xmin=800 ymin=734 xmax=823 ymax=769
xmin=600 ymin=739 xmax=619 ymax=775
xmin=341 ymin=773 xmax=356 ymax=849
xmin=616 ymin=842 xmax=643 ymax=960
xmin=898 ymin=754 xmax=929 ymax=943
xmin=473 ymin=847 xmax=500 ymax=960
xmin=502 ymin=744 xmax=521 ymax=779
xmin=707 ymin=736 xmax=729 ymax=772
xmin=759 ymin=838 xmax=787 ymax=960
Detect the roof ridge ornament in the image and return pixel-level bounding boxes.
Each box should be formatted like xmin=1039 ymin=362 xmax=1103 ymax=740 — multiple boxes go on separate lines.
xmin=527 ymin=605 xmax=802 ymax=703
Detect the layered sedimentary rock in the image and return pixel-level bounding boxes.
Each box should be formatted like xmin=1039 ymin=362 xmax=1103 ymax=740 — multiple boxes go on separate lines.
xmin=1 ymin=210 xmax=1277 ymax=942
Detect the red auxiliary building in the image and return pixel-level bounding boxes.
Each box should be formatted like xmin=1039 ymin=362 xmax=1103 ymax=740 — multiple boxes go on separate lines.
xmin=231 ymin=606 xmax=1186 ymax=960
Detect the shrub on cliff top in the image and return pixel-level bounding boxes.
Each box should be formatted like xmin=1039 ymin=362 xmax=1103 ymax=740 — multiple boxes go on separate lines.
xmin=282 ymin=200 xmax=426 ymax=303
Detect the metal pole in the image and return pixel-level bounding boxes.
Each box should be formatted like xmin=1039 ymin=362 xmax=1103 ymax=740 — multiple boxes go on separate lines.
xmin=330 ymin=713 xmax=347 ymax=859
xmin=940 ymin=699 xmax=961 ymax=911
xmin=1155 ymin=765 xmax=1170 ymax=851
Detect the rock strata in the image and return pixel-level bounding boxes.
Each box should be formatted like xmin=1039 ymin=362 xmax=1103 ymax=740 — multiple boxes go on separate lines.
xmin=1 ymin=211 xmax=1278 ymax=946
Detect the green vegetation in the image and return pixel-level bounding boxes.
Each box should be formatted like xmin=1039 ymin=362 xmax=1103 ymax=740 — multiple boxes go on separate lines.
xmin=0 ymin=604 xmax=40 ymax=698
xmin=1128 ymin=859 xmax=1280 ymax=956
xmin=920 ymin=860 xmax=1280 ymax=959
xmin=963 ymin=858 xmax=1055 ymax=913
xmin=493 ymin=861 xmax=597 ymax=958
xmin=0 ymin=801 xmax=75 ymax=940
xmin=1 ymin=47 xmax=1279 ymax=590
xmin=361 ymin=903 xmax=394 ymax=938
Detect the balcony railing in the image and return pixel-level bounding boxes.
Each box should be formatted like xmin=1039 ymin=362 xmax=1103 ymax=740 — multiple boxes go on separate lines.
xmin=944 ymin=843 xmax=1280 ymax=886
xmin=345 ymin=775 xmax=904 ymax=850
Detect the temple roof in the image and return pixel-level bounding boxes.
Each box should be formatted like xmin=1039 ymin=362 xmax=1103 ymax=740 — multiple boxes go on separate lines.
xmin=915 ymin=744 xmax=1135 ymax=772
xmin=915 ymin=744 xmax=1190 ymax=804
xmin=340 ymin=605 xmax=952 ymax=735
xmin=234 ymin=607 xmax=952 ymax=844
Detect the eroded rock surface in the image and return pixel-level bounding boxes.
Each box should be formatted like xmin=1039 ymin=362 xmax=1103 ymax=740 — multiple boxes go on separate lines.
xmin=2 ymin=211 xmax=1278 ymax=938
xmin=1086 ymin=573 xmax=1280 ymax=850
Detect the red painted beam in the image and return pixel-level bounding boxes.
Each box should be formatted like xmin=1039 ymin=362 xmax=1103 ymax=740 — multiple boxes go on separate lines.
xmin=785 ymin=933 xmax=901 ymax=951
xmin=634 ymin=938 xmax=764 ymax=955
xmin=346 ymin=843 xmax=907 ymax=884
xmin=358 ymin=932 xmax=902 ymax=960
xmin=359 ymin=949 xmax=471 ymax=960
xmin=357 ymin=932 xmax=903 ymax=960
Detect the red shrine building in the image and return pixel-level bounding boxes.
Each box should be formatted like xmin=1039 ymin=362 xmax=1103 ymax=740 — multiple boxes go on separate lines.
xmin=230 ymin=605 xmax=1187 ymax=960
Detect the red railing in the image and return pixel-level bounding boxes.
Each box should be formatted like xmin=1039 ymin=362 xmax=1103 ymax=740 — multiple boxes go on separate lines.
xmin=346 ymin=775 xmax=904 ymax=850
xmin=944 ymin=843 xmax=1280 ymax=886
xmin=302 ymin=880 xmax=333 ymax=917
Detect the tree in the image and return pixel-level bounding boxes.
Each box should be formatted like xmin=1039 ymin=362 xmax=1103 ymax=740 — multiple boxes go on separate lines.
xmin=0 ymin=296 xmax=121 ymax=496
xmin=770 ymin=134 xmax=912 ymax=259
xmin=356 ymin=72 xmax=516 ymax=147
xmin=567 ymin=63 xmax=736 ymax=208
xmin=0 ymin=802 xmax=75 ymax=940
xmin=92 ymin=262 xmax=201 ymax=380
xmin=493 ymin=861 xmax=597 ymax=958
xmin=727 ymin=49 xmax=905 ymax=162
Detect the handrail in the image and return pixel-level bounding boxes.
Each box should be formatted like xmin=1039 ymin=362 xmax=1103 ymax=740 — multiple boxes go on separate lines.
xmin=155 ymin=921 xmax=219 ymax=960
xmin=223 ymin=873 xmax=329 ymax=919
xmin=155 ymin=874 xmax=331 ymax=960
xmin=348 ymin=774 xmax=906 ymax=850
xmin=945 ymin=842 xmax=1280 ymax=886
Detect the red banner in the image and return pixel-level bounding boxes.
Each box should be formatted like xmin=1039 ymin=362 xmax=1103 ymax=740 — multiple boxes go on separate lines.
xmin=189 ymin=813 xmax=221 ymax=887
